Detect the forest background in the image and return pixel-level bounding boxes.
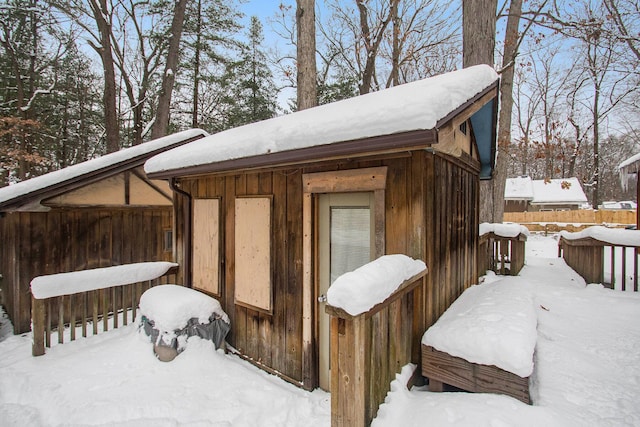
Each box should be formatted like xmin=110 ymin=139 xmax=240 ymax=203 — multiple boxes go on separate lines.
xmin=1 ymin=0 xmax=638 ymax=220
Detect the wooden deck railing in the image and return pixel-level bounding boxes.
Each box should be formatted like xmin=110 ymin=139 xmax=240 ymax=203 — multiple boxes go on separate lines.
xmin=558 ymin=237 xmax=639 ymax=291
xmin=31 ymin=263 xmax=178 ymax=356
xmin=478 ymin=232 xmax=527 ymax=276
xmin=325 ymin=269 xmax=428 ymax=427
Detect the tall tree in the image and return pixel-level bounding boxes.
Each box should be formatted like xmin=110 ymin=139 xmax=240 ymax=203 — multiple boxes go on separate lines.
xmin=150 ymin=0 xmax=188 ymax=139
xmin=463 ymin=0 xmax=497 ymax=223
xmin=218 ymin=16 xmax=278 ymax=129
xmin=296 ymin=0 xmax=317 ymax=109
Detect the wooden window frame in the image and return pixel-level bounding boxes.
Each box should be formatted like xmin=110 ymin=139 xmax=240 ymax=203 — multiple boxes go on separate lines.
xmin=234 ymin=195 xmax=273 ymax=314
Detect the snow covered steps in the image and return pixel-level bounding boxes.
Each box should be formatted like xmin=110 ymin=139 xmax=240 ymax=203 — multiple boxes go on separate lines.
xmin=421 ymin=278 xmax=537 ymax=404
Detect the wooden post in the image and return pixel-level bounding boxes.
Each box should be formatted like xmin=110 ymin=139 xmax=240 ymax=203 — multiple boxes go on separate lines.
xmin=32 ymin=296 xmax=46 ymax=356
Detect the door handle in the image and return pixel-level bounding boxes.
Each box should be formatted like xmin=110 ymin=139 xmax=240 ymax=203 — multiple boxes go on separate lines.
xmin=318 ymin=294 xmax=327 ymax=303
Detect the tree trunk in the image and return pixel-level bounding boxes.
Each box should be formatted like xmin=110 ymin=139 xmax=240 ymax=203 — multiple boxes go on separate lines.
xmin=296 ymin=0 xmax=317 ymax=110
xmin=151 ymin=0 xmax=189 ymax=140
xmin=492 ymin=0 xmax=523 ymax=224
xmin=389 ymin=0 xmax=400 ymax=87
xmin=89 ymin=0 xmax=119 ymax=153
xmin=463 ymin=0 xmax=497 ymax=222
xmin=192 ymin=0 xmax=202 ymax=128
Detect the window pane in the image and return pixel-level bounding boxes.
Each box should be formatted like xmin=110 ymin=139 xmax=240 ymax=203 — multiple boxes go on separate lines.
xmin=330 ymin=207 xmax=371 ymax=283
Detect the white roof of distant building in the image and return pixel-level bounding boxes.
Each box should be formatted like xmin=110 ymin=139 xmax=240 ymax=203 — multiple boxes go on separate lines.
xmin=505 ymin=176 xmax=588 ymax=205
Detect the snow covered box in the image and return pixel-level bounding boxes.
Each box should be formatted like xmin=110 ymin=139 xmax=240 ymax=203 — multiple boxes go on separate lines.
xmin=139 ymin=285 xmax=230 ymax=361
xmin=421 ymin=280 xmax=536 ymax=404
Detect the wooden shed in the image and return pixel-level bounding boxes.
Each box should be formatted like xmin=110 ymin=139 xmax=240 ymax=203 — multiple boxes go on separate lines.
xmin=0 ymin=129 xmax=207 ymax=334
xmin=145 ymin=65 xmax=499 ymax=423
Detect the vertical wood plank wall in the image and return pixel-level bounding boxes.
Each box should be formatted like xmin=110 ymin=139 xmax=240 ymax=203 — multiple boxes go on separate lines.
xmin=0 ymin=208 xmax=172 ymax=334
xmin=178 ymin=150 xmax=479 ymax=389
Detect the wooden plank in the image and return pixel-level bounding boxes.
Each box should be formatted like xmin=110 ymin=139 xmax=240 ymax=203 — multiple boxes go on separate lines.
xmin=303 ymin=167 xmax=388 ymax=193
xmin=302 ymin=191 xmax=313 ymax=388
xmin=58 ymin=296 xmax=64 ymax=344
xmin=32 ymin=297 xmax=45 ymax=356
xmin=70 ymin=294 xmax=76 ymax=341
xmin=422 ymin=345 xmax=530 ymax=404
xmin=272 ymin=171 xmax=287 ymax=380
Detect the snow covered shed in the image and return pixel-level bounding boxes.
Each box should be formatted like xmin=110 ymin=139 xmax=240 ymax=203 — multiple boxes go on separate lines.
xmin=505 ymin=176 xmax=588 ymax=212
xmin=145 ymin=66 xmax=499 ymax=400
xmin=0 ymin=130 xmax=207 ymax=334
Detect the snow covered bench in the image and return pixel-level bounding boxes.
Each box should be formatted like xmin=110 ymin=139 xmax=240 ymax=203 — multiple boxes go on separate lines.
xmin=139 ymin=285 xmax=230 ymax=361
xmin=421 ymin=279 xmax=536 ymax=404
xmin=478 ymin=223 xmax=529 ymax=276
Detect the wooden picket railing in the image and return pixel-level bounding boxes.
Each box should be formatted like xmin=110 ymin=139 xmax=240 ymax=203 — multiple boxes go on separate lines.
xmin=559 ymin=236 xmax=640 ymax=291
xmin=478 ymin=232 xmax=527 ymax=276
xmin=31 ymin=263 xmax=178 ymax=356
xmin=324 ymin=268 xmax=428 ymax=427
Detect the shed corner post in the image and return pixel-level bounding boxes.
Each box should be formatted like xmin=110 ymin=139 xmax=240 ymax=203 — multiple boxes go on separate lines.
xmin=328 ymin=310 xmax=370 ymax=427
xmin=32 ymin=295 xmax=45 ymax=356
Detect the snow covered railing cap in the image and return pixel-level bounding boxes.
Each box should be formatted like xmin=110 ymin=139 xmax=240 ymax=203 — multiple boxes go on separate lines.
xmin=325 ymin=255 xmax=427 ymax=317
xmin=479 ymin=222 xmax=530 ymax=239
xmin=559 ymin=226 xmax=640 ymax=247
xmin=30 ymin=262 xmax=179 ymax=300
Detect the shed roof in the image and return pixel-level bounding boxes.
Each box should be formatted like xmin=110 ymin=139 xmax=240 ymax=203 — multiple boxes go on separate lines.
xmin=0 ymin=129 xmax=208 ymax=212
xmin=145 ymin=65 xmax=499 ymax=179
xmin=619 ymin=152 xmax=640 ymax=191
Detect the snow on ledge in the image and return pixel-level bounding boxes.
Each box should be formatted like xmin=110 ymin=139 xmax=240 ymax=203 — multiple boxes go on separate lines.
xmin=139 ymin=284 xmax=229 ymax=332
xmin=560 ymin=226 xmax=640 ymax=247
xmin=326 ymin=254 xmax=427 ymax=316
xmin=479 ymin=222 xmax=530 ymax=238
xmin=421 ymin=279 xmax=537 ymax=378
xmin=30 ymin=262 xmax=178 ymax=299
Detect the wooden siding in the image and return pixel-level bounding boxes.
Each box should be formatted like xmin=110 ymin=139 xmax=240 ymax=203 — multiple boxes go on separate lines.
xmin=0 ymin=207 xmax=173 ymax=334
xmin=178 ymin=149 xmax=480 ymax=389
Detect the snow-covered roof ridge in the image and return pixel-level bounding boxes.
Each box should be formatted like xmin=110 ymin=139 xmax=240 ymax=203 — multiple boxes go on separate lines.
xmin=326 ymin=254 xmax=427 ymax=316
xmin=145 ymin=65 xmax=498 ymax=176
xmin=480 ymin=222 xmax=530 ymax=238
xmin=0 ymin=129 xmax=208 ymax=209
xmin=560 ymin=225 xmax=640 ymax=247
xmin=531 ymin=177 xmax=587 ymax=204
xmin=422 ymin=279 xmax=537 ymax=378
xmin=619 ymin=153 xmax=640 ymax=191
xmin=30 ymin=261 xmax=178 ymax=299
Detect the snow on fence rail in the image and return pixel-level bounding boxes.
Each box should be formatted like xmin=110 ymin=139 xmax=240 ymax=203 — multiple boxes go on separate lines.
xmin=31 ymin=262 xmax=178 ymax=356
xmin=558 ymin=226 xmax=640 ymax=291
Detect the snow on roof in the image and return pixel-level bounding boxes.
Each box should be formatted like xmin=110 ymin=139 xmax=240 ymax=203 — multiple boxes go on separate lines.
xmin=504 ymin=176 xmax=533 ymax=200
xmin=139 ymin=284 xmax=229 ymax=332
xmin=531 ymin=177 xmax=587 ymax=204
xmin=560 ymin=225 xmax=640 ymax=246
xmin=479 ymin=222 xmax=530 ymax=238
xmin=619 ymin=153 xmax=640 ymax=191
xmin=421 ymin=279 xmax=537 ymax=378
xmin=145 ymin=65 xmax=499 ymax=176
xmin=0 ymin=129 xmax=208 ymax=210
xmin=326 ymin=255 xmax=427 ymax=316
xmin=30 ymin=262 xmax=178 ymax=299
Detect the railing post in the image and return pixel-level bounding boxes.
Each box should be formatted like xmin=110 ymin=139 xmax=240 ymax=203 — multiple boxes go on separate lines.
xmin=32 ymin=296 xmax=46 ymax=356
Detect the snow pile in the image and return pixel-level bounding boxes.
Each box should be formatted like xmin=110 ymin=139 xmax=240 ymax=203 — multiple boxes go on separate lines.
xmin=138 ymin=284 xmax=229 ymax=332
xmin=326 ymin=255 xmax=427 ymax=316
xmin=479 ymin=222 xmax=530 ymax=238
xmin=422 ymin=279 xmax=537 ymax=378
xmin=30 ymin=262 xmax=178 ymax=299
xmin=560 ymin=225 xmax=640 ymax=246
xmin=0 ymin=129 xmax=207 ymax=207
xmin=145 ymin=65 xmax=498 ymax=175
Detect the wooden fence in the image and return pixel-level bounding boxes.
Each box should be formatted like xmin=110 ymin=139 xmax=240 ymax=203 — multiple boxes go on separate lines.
xmin=558 ymin=238 xmax=639 ymax=291
xmin=505 ymin=210 xmax=636 ymax=232
xmin=325 ymin=269 xmax=428 ymax=427
xmin=478 ymin=233 xmax=527 ymax=276
xmin=32 ymin=264 xmax=178 ymax=356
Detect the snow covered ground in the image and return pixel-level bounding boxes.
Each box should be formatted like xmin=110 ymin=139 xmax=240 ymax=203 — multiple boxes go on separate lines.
xmin=1 ymin=234 xmax=640 ymax=426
